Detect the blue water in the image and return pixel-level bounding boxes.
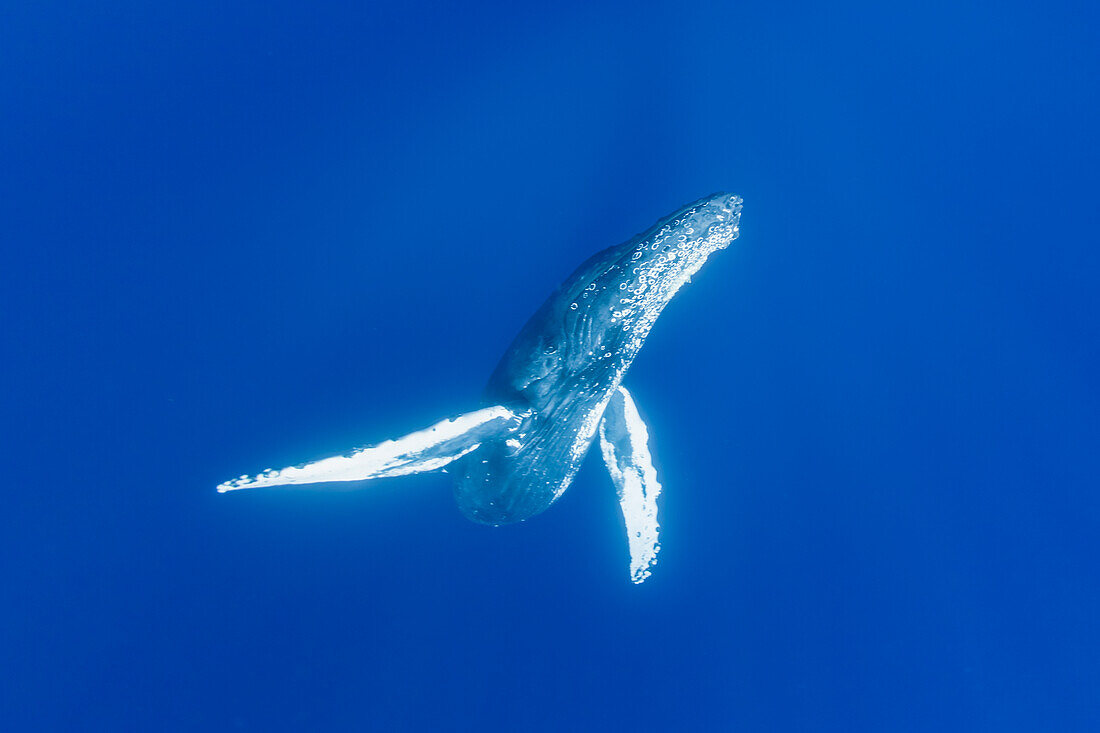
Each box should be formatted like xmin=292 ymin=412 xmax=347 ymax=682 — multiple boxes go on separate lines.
xmin=3 ymin=2 xmax=1098 ymax=730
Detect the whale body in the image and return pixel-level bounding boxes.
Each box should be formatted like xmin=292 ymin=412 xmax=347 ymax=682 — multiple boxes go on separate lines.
xmin=218 ymin=192 xmax=743 ymax=583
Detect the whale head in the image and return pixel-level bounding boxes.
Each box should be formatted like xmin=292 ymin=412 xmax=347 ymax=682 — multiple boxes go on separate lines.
xmin=499 ymin=192 xmax=744 ymax=392
xmin=605 ymin=192 xmax=742 ymax=337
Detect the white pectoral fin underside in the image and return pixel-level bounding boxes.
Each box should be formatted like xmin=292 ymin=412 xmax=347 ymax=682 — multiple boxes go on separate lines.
xmin=599 ymin=386 xmax=662 ymax=584
xmin=217 ymin=405 xmax=523 ymax=493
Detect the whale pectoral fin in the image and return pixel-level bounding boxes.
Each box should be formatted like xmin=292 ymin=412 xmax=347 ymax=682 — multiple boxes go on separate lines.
xmin=217 ymin=405 xmax=525 ymax=493
xmin=598 ymin=386 xmax=662 ymax=584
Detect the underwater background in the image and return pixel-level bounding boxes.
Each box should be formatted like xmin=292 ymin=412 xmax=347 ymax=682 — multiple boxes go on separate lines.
xmin=3 ymin=1 xmax=1098 ymax=730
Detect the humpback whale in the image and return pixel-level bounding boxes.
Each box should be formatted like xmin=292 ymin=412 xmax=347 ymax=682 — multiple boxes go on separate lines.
xmin=218 ymin=192 xmax=743 ymax=583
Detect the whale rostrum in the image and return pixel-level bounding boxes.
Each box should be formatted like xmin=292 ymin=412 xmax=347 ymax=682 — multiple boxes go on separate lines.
xmin=218 ymin=192 xmax=743 ymax=584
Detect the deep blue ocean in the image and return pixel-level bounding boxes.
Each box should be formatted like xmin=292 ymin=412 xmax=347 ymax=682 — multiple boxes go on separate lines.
xmin=3 ymin=2 xmax=1098 ymax=730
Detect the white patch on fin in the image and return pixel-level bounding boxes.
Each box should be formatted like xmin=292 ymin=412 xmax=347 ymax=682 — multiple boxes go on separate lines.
xmin=217 ymin=405 xmax=523 ymax=493
xmin=598 ymin=386 xmax=662 ymax=584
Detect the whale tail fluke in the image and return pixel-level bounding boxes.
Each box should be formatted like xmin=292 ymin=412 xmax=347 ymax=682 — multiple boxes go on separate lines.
xmin=216 ymin=405 xmax=526 ymax=493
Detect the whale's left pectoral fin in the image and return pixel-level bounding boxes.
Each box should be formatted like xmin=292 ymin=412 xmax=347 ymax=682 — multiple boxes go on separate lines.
xmin=599 ymin=386 xmax=662 ymax=584
xmin=217 ymin=404 xmax=525 ymax=493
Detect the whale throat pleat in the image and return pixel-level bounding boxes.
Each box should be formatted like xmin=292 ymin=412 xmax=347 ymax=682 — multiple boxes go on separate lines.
xmin=216 ymin=405 xmax=524 ymax=493
xmin=598 ymin=386 xmax=662 ymax=584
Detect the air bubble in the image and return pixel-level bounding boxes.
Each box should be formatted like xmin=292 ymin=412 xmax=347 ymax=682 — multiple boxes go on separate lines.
xmin=570 ymin=303 xmax=578 ymax=310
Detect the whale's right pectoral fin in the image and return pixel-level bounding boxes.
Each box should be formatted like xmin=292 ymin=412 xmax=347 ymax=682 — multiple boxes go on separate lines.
xmin=599 ymin=386 xmax=663 ymax=584
xmin=217 ymin=404 xmax=526 ymax=493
